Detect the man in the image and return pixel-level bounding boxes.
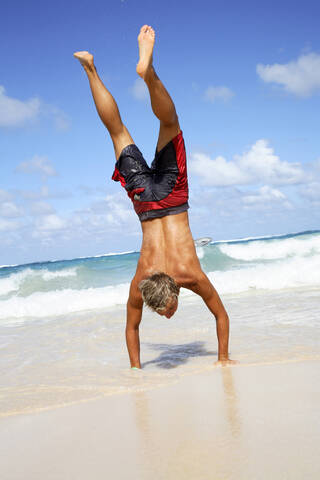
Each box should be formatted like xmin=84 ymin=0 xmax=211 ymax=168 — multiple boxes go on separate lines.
xmin=74 ymin=25 xmax=236 ymax=369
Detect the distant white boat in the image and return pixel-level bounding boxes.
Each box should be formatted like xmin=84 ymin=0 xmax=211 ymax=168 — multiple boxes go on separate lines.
xmin=194 ymin=237 xmax=212 ymax=247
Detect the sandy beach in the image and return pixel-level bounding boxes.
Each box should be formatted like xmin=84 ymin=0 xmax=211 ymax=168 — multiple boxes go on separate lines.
xmin=1 ymin=359 xmax=319 ymax=480
xmin=1 ymin=232 xmax=320 ymax=479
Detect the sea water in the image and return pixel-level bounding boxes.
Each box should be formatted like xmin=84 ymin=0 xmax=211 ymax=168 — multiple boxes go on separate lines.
xmin=1 ymin=230 xmax=319 ymax=416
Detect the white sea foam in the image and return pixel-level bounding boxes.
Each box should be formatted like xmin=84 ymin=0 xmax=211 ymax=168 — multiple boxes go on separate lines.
xmin=212 ymin=230 xmax=315 ymax=245
xmin=209 ymin=254 xmax=320 ymax=294
xmin=41 ymin=269 xmax=77 ymax=280
xmin=92 ymin=250 xmax=136 ymax=258
xmin=0 ymin=269 xmax=34 ymax=296
xmin=195 ymin=247 xmax=205 ymax=259
xmin=0 ymin=283 xmax=131 ymax=321
xmin=0 ymin=267 xmax=78 ymax=296
xmin=1 ymin=253 xmax=319 ymax=321
xmin=219 ymin=235 xmax=320 ymax=261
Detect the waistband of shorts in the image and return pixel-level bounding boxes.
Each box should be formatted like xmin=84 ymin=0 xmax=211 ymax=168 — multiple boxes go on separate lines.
xmin=138 ymin=202 xmax=189 ymax=222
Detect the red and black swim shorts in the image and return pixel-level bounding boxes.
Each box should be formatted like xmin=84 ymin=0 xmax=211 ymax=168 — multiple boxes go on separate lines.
xmin=111 ymin=131 xmax=189 ymax=221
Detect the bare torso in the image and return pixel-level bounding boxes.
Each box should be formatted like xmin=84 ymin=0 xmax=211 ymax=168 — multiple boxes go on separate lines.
xmin=130 ymin=212 xmax=203 ymax=304
xmin=127 ymin=211 xmax=231 ymax=367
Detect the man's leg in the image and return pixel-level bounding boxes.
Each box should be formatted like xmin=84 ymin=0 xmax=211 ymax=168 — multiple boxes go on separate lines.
xmin=136 ymin=25 xmax=180 ymax=152
xmin=74 ymin=51 xmax=134 ymax=160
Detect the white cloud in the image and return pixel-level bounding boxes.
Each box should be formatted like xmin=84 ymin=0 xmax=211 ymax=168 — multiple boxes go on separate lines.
xmin=76 ymin=192 xmax=136 ymax=230
xmin=0 ymin=201 xmax=23 ymax=218
xmin=0 ymin=189 xmax=12 ymax=202
xmin=188 ymin=182 xmax=295 ymax=232
xmin=189 ymin=139 xmax=306 ymax=187
xmin=257 ymin=52 xmax=320 ymax=97
xmin=29 ymin=201 xmax=55 ymax=216
xmin=78 ymin=185 xmax=107 ymax=196
xmin=242 ymin=185 xmax=292 ymax=210
xmin=0 ymin=86 xmax=41 ymax=127
xmin=53 ymin=110 xmax=70 ymax=131
xmin=190 ymin=153 xmax=247 ymax=186
xmin=15 ymin=156 xmax=57 ymax=178
xmin=204 ymin=85 xmax=234 ymax=103
xmin=20 ymin=186 xmax=50 ymax=200
xmin=24 ymin=191 xmax=138 ymax=247
xmin=20 ymin=185 xmax=71 ymax=200
xmin=0 ymin=218 xmax=21 ymax=232
xmin=104 ymin=192 xmax=136 ymax=224
xmin=0 ymin=85 xmax=70 ymax=130
xmin=130 ymin=78 xmax=148 ymax=101
xmin=300 ymin=182 xmax=320 ymax=201
xmin=35 ymin=214 xmax=66 ymax=232
xmin=242 ymin=185 xmax=286 ymax=204
xmin=43 ymin=105 xmax=70 ymax=131
xmin=311 ymin=158 xmax=320 ymax=173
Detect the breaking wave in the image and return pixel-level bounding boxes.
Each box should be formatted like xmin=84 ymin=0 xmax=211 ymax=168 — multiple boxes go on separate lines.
xmin=0 ymin=230 xmax=319 ymax=321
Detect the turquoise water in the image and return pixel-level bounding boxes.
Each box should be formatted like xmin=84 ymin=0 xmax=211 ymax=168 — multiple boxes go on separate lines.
xmin=0 ymin=229 xmax=319 ymax=322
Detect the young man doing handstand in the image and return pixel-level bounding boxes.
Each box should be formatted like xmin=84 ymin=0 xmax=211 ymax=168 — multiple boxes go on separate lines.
xmin=74 ymin=25 xmax=236 ymax=368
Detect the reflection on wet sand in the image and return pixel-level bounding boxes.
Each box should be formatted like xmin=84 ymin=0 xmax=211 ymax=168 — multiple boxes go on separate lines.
xmin=220 ymin=367 xmax=242 ymax=438
xmin=131 ymin=365 xmax=243 ymax=479
xmin=0 ymin=361 xmax=318 ymax=479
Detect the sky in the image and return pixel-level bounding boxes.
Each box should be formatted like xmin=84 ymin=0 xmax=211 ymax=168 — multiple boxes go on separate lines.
xmin=1 ymin=0 xmax=320 ymax=265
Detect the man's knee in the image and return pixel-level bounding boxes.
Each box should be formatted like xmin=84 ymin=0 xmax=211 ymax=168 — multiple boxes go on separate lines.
xmin=160 ymin=113 xmax=179 ymax=129
xmin=157 ymin=117 xmax=180 ymax=151
xmin=111 ymin=126 xmax=134 ymax=160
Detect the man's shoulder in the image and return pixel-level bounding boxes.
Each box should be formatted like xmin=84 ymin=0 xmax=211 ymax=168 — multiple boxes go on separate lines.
xmin=129 ymin=274 xmax=143 ymax=291
xmin=176 ymin=273 xmax=201 ymax=291
xmin=128 ymin=275 xmax=143 ymax=307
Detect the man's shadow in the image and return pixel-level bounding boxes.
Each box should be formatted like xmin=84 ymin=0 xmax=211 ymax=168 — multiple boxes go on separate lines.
xmin=142 ymin=341 xmax=216 ymax=369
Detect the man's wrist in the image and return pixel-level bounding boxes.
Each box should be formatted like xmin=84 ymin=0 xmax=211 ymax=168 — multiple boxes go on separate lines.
xmin=218 ymin=353 xmax=229 ymax=361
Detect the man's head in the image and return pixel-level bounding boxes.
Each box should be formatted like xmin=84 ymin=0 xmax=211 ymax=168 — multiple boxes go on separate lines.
xmin=138 ymin=272 xmax=179 ymax=318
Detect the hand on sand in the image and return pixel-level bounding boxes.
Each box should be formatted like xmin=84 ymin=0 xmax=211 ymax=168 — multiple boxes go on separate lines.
xmin=214 ymin=359 xmax=239 ymax=367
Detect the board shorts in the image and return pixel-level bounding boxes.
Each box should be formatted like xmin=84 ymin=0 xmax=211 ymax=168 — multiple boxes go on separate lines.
xmin=111 ymin=130 xmax=189 ymax=222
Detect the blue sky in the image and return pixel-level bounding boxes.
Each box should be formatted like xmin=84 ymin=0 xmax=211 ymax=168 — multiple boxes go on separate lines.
xmin=1 ymin=0 xmax=320 ymax=265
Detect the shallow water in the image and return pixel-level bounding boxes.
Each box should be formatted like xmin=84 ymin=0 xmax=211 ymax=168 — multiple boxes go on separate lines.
xmin=1 ymin=286 xmax=319 ymax=417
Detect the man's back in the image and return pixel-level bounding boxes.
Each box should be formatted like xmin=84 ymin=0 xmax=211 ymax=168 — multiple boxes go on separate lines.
xmin=136 ymin=212 xmax=202 ymax=288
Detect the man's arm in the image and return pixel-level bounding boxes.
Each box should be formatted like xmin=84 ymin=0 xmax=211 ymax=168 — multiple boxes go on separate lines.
xmin=191 ymin=272 xmax=235 ymax=363
xmin=126 ymin=281 xmax=143 ymax=368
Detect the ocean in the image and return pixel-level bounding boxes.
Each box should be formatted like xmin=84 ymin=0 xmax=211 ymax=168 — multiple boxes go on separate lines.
xmin=1 ymin=229 xmax=319 ymax=416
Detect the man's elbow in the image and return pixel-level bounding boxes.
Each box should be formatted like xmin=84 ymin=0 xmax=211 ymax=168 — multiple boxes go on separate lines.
xmin=216 ymin=310 xmax=229 ymax=324
xmin=126 ymin=323 xmax=139 ymax=333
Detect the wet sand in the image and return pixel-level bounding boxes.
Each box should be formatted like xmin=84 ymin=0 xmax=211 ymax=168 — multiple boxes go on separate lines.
xmin=1 ymin=360 xmax=319 ymax=480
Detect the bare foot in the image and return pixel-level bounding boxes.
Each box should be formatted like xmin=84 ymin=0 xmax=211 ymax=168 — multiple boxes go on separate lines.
xmin=73 ymin=51 xmax=95 ymax=72
xmin=136 ymin=25 xmax=155 ymax=79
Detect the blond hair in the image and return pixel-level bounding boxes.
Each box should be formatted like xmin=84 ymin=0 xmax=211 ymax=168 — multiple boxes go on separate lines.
xmin=138 ymin=272 xmax=179 ymax=312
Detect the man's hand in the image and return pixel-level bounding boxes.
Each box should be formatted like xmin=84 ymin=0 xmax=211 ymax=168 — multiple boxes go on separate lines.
xmin=214 ymin=358 xmax=239 ymax=367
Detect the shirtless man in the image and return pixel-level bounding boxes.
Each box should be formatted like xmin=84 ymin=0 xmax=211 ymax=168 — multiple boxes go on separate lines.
xmin=74 ymin=25 xmax=235 ymax=369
